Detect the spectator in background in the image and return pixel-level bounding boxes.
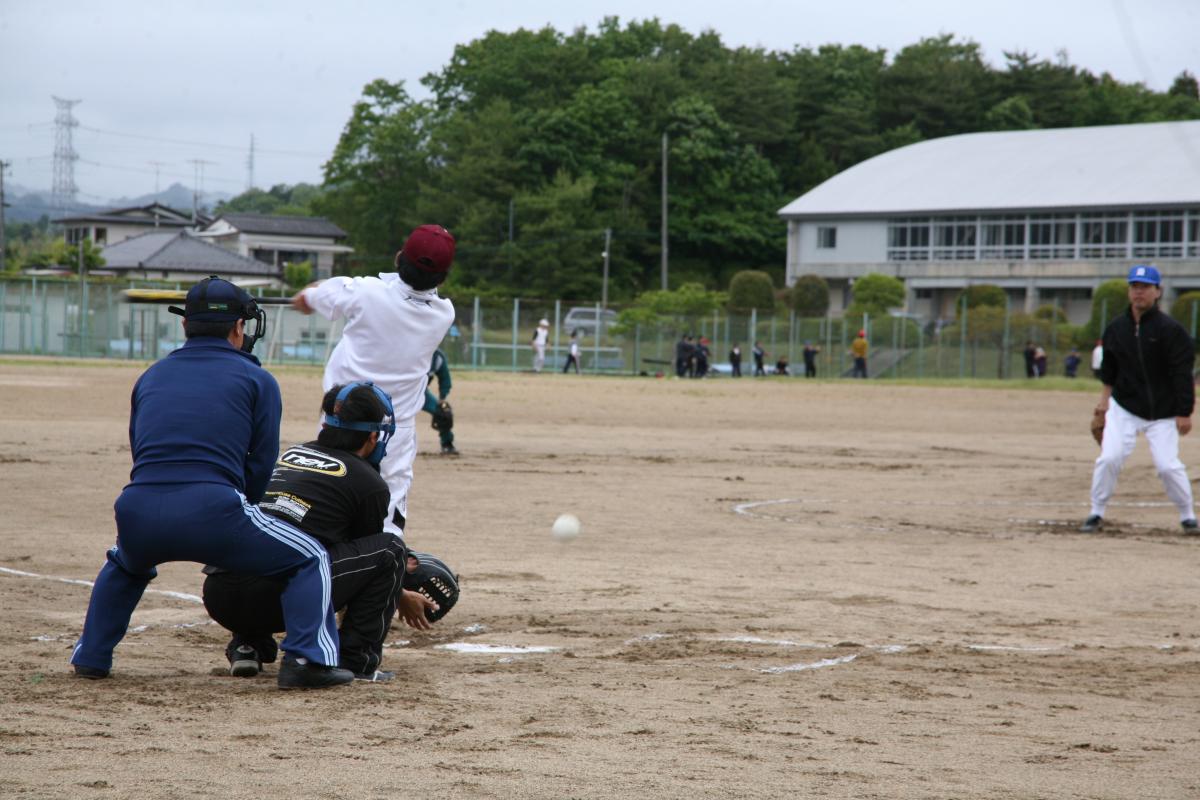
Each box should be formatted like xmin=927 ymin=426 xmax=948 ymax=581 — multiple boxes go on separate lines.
xmin=803 ymin=341 xmax=820 ymax=378
xmin=729 ymin=343 xmax=742 ymax=377
xmin=1034 ymin=345 xmax=1048 ymax=377
xmin=531 ymin=319 xmax=550 ymax=373
xmin=1092 ymin=339 xmax=1104 ymax=379
xmin=1064 ymin=348 xmax=1082 ymax=378
xmin=1023 ymin=341 xmax=1037 ymax=378
xmin=849 ymin=330 xmax=869 ymax=378
xmin=694 ymin=337 xmax=710 ymax=378
xmin=563 ymin=330 xmax=581 ymax=374
xmin=752 ymin=341 xmax=766 ymax=376
xmin=775 ymin=355 xmax=790 ymax=376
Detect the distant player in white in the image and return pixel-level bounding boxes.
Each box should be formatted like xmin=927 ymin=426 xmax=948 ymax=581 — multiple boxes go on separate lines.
xmin=532 ymin=319 xmax=549 ymax=372
xmin=293 ymin=224 xmax=456 ymax=536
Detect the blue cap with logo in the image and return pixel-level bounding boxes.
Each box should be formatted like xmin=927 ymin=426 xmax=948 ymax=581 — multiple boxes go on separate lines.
xmin=1127 ymin=264 xmax=1161 ymax=286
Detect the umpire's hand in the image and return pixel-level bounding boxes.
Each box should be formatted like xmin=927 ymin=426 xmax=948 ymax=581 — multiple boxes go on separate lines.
xmin=398 ymin=589 xmax=439 ymax=630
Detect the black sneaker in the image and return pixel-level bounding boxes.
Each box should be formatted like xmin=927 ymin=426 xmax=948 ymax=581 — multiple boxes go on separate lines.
xmin=277 ymin=654 xmax=354 ymax=689
xmin=229 ymin=645 xmax=261 ymax=678
xmin=1182 ymin=519 xmax=1199 ymax=535
xmin=353 ymin=669 xmax=395 ymax=683
xmin=73 ymin=664 xmax=109 ymax=680
xmin=441 ymin=444 xmax=459 ymax=456
xmin=1079 ymin=515 xmax=1103 ymax=533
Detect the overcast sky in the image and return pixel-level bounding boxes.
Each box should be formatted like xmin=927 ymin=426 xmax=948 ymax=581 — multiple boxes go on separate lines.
xmin=1 ymin=0 xmax=1196 ymax=204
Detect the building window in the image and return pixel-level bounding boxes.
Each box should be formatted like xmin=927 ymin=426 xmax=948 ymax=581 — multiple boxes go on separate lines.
xmin=1029 ymin=214 xmax=1076 ymax=259
xmin=94 ymin=227 xmax=107 ymax=245
xmin=1188 ymin=211 xmax=1199 ymax=257
xmin=1080 ymin=213 xmax=1127 ymax=259
xmin=1134 ymin=210 xmax=1185 ymax=258
xmin=817 ymin=226 xmax=837 ymax=249
xmin=932 ymin=217 xmax=977 ymax=260
xmin=980 ymin=216 xmax=1026 ymax=259
xmin=915 ymin=288 xmax=933 ymax=299
xmin=887 ymin=218 xmax=931 ymax=261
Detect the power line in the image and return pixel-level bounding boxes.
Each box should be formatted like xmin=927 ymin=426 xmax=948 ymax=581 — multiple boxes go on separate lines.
xmin=76 ymin=124 xmax=328 ymax=158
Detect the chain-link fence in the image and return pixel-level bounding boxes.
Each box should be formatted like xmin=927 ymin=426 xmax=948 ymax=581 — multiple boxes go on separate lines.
xmin=0 ymin=277 xmax=1123 ymax=379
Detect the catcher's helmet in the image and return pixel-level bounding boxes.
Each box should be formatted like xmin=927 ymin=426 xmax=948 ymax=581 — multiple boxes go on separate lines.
xmin=403 ymin=552 xmax=460 ymax=622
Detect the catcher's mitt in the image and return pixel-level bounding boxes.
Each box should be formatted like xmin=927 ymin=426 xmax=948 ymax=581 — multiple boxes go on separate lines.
xmin=1090 ymin=408 xmax=1106 ymax=446
xmin=431 ymin=400 xmax=453 ymax=432
xmin=402 ymin=551 xmax=460 ymax=622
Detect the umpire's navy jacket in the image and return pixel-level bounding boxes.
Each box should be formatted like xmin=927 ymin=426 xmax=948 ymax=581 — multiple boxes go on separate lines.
xmin=128 ymin=337 xmax=281 ymax=502
xmin=1100 ymin=305 xmax=1196 ymax=422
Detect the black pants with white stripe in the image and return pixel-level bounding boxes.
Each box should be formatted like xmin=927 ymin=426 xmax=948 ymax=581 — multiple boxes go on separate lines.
xmin=203 ymin=533 xmax=407 ymax=675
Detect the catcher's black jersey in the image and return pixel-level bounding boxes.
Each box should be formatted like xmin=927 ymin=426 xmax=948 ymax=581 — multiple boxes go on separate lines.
xmin=258 ymin=441 xmax=390 ymax=547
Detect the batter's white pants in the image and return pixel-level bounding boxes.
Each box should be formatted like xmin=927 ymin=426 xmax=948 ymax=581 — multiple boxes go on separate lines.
xmin=1089 ymin=400 xmax=1196 ymax=520
xmin=380 ymin=422 xmax=416 ymax=537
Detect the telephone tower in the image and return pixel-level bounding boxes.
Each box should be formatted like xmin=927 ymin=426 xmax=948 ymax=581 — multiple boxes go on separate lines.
xmin=51 ymin=96 xmax=81 ymax=211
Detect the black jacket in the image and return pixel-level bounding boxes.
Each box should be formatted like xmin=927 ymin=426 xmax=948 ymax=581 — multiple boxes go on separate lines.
xmin=1100 ymin=305 xmax=1195 ymax=420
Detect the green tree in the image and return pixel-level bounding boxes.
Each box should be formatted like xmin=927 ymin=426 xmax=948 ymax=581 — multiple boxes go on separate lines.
xmin=613 ymin=281 xmax=726 ymax=334
xmin=956 ymin=284 xmax=1007 ymax=313
xmin=848 ymin=273 xmax=905 ymax=315
xmin=878 ymin=35 xmax=993 ymax=139
xmin=25 ymin=238 xmax=105 ymax=271
xmin=984 ymin=96 xmax=1036 ymax=130
xmin=789 ymin=274 xmax=830 ymax=316
xmin=727 ymin=270 xmax=775 ymax=312
xmin=284 ymin=261 xmax=314 ymax=290
xmin=1086 ymin=279 xmax=1129 ymax=341
xmin=1170 ymin=291 xmax=1200 ymax=335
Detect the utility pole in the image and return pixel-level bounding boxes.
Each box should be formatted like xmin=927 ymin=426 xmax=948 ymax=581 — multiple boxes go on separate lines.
xmin=51 ymin=96 xmax=81 ymax=212
xmin=188 ymin=158 xmax=215 ymax=222
xmin=246 ymin=134 xmax=255 ymax=191
xmin=148 ymin=160 xmax=167 ymax=202
xmin=601 ymin=227 xmax=611 ymax=310
xmin=660 ymin=131 xmax=668 ymax=291
xmin=0 ymin=160 xmax=10 ymax=274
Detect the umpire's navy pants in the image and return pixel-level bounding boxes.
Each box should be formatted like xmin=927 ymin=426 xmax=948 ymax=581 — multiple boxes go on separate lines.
xmin=71 ymin=482 xmax=340 ymax=672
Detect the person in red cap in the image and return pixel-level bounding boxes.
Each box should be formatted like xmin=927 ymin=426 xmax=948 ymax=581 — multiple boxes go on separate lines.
xmin=849 ymin=329 xmax=869 ymax=378
xmin=293 ymin=224 xmax=456 ymax=537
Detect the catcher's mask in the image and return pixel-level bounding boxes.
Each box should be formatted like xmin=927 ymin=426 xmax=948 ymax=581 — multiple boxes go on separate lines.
xmin=322 ymin=382 xmax=396 ymax=466
xmin=169 ymin=274 xmax=266 ymax=355
xmin=403 ymin=552 xmax=460 ymax=622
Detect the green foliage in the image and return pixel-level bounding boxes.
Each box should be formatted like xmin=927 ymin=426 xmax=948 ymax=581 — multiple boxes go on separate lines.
xmin=727 ymin=270 xmax=775 ymax=312
xmin=24 ymin=238 xmax=105 ymax=271
xmin=312 ymin=21 xmax=1200 ymax=300
xmin=284 ymin=261 xmax=314 ymax=290
xmin=1086 ymin=279 xmax=1129 ymax=341
xmin=215 ymin=184 xmax=323 ymax=216
xmin=1169 ymin=291 xmax=1200 ymax=334
xmin=789 ymin=273 xmax=830 ymax=316
xmin=1033 ymin=303 xmax=1067 ymax=323
xmin=612 ymin=281 xmax=726 ymax=334
xmin=957 ymin=284 xmax=1007 ymax=313
xmin=848 ymin=273 xmax=905 ymax=315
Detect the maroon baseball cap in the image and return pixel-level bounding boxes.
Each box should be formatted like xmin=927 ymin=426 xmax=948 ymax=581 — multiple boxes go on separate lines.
xmin=396 ymin=224 xmax=455 ymax=274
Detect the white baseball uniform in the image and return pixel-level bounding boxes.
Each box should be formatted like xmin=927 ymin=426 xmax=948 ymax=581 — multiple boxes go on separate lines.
xmin=1090 ymin=399 xmax=1195 ymax=520
xmin=532 ymin=324 xmax=549 ymax=372
xmin=303 ymin=272 xmax=454 ymax=535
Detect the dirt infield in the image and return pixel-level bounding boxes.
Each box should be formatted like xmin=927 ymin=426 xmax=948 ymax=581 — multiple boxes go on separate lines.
xmin=2 ymin=360 xmax=1198 ymax=799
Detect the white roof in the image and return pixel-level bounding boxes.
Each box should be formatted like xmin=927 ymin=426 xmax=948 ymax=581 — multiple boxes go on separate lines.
xmin=778 ymin=120 xmax=1200 ymax=219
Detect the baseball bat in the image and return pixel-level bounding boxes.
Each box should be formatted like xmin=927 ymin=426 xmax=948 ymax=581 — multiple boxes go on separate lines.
xmin=120 ymin=289 xmax=294 ymax=305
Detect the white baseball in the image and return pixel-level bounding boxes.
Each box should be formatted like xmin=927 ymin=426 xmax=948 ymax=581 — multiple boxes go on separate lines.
xmin=552 ymin=513 xmax=581 ymax=540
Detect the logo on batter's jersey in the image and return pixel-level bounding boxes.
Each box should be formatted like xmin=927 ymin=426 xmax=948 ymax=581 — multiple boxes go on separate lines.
xmin=278 ymin=446 xmax=347 ymax=476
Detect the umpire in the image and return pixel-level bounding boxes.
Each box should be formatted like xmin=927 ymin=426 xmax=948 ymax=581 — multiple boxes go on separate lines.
xmin=1081 ymin=265 xmax=1199 ymax=534
xmin=71 ymin=276 xmax=353 ymax=689
xmin=203 ymin=383 xmax=453 ymax=682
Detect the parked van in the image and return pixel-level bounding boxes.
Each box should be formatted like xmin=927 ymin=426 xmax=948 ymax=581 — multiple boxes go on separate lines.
xmin=561 ymin=306 xmax=618 ymax=336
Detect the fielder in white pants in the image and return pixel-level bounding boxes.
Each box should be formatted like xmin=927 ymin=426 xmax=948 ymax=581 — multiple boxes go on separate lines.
xmin=1089 ymin=400 xmax=1195 ymax=521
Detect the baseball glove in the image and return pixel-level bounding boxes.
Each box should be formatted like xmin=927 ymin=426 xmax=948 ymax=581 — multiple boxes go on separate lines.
xmin=431 ymin=400 xmax=454 ymax=432
xmin=1090 ymin=408 xmax=1105 ymax=446
xmin=402 ymin=551 xmax=460 ymax=623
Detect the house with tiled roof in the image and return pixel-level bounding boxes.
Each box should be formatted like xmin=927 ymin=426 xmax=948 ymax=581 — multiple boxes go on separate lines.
xmin=195 ymin=213 xmax=353 ymax=281
xmin=100 ymin=230 xmax=280 ymax=285
xmin=54 ymin=203 xmax=205 ymax=247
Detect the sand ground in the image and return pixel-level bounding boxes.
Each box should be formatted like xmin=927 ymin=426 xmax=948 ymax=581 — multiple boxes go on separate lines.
xmin=1 ymin=360 xmax=1198 ymax=799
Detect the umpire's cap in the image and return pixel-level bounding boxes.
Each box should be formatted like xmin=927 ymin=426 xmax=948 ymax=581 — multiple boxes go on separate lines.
xmin=395 ymin=225 xmax=456 ymax=274
xmin=169 ymin=275 xmax=258 ymax=321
